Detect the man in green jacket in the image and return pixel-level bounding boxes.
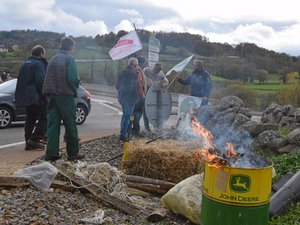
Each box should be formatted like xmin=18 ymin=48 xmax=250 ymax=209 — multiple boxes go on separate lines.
xmin=42 ymin=37 xmax=84 ymax=161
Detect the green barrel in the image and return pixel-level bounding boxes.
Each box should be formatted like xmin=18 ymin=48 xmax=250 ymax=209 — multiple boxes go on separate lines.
xmin=200 ymin=157 xmax=273 ymax=225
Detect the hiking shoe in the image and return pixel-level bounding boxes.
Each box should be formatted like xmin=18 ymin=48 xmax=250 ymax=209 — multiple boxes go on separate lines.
xmin=44 ymin=155 xmax=61 ymax=161
xmin=25 ymin=140 xmax=45 ymax=150
xmin=67 ymin=153 xmax=85 ymax=161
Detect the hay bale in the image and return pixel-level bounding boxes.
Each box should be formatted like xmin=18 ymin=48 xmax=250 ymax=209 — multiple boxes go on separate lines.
xmin=123 ymin=139 xmax=204 ymax=183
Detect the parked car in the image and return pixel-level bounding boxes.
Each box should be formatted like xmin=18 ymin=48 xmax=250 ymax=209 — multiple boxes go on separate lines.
xmin=0 ymin=79 xmax=91 ymax=129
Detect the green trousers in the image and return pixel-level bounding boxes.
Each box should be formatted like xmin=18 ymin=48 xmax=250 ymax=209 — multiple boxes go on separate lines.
xmin=45 ymin=95 xmax=79 ymax=158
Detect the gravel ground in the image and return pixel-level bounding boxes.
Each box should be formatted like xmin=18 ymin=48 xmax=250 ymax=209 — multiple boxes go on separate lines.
xmin=0 ymin=132 xmax=195 ymax=225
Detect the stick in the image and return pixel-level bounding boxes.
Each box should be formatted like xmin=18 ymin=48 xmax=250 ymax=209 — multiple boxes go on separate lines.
xmin=167 ymin=72 xmax=180 ymax=89
xmin=145 ymin=130 xmax=172 ymax=144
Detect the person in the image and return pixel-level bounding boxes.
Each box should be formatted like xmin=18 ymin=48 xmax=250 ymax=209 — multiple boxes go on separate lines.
xmin=42 ymin=37 xmax=85 ymax=161
xmin=143 ymin=63 xmax=169 ymax=90
xmin=143 ymin=63 xmax=169 ymax=130
xmin=132 ymin=56 xmax=147 ymax=136
xmin=116 ymin=57 xmax=139 ymax=141
xmin=177 ymin=60 xmax=212 ymax=105
xmin=1 ymin=71 xmax=8 ymax=82
xmin=15 ymin=45 xmax=48 ymax=150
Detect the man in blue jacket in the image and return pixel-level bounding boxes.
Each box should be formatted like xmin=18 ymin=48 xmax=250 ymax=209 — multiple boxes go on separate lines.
xmin=177 ymin=60 xmax=212 ymax=105
xmin=116 ymin=57 xmax=139 ymax=141
xmin=15 ymin=45 xmax=48 ymax=150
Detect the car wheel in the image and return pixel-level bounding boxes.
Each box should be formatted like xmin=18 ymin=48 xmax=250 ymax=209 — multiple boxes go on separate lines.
xmin=0 ymin=106 xmax=13 ymax=129
xmin=76 ymin=105 xmax=87 ymax=125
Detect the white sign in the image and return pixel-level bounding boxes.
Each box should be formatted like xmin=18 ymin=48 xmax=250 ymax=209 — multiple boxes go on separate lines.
xmin=149 ymin=51 xmax=159 ymax=62
xmin=109 ymin=30 xmax=143 ymax=60
xmin=166 ymin=55 xmax=194 ymax=76
xmin=149 ymin=37 xmax=160 ymax=52
xmin=148 ymin=37 xmax=160 ymax=69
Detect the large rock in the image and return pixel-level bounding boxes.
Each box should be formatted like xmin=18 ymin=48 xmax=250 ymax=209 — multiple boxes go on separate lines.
xmin=256 ymin=130 xmax=281 ymax=147
xmin=287 ymin=128 xmax=300 ymax=145
xmin=218 ymin=96 xmax=244 ymax=111
xmin=277 ymin=144 xmax=300 ymax=154
xmin=242 ymin=122 xmax=278 ymax=137
xmin=267 ymin=138 xmax=288 ymax=153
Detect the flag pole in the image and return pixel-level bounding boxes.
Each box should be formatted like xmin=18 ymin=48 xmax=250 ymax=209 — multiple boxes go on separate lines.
xmin=132 ymin=22 xmax=137 ymax=30
xmin=167 ymin=72 xmax=180 ymax=89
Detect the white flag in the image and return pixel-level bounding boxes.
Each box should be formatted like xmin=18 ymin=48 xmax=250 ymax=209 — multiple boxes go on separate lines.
xmin=166 ymin=55 xmax=194 ymax=76
xmin=109 ymin=30 xmax=143 ymax=60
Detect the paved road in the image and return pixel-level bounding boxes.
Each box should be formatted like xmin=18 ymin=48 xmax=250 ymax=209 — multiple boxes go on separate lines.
xmin=0 ymin=83 xmax=179 ymax=175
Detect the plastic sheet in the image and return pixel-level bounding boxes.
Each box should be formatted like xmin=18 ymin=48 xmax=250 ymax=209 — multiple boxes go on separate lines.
xmin=161 ymin=173 xmax=203 ymax=224
xmin=14 ymin=162 xmax=58 ymax=192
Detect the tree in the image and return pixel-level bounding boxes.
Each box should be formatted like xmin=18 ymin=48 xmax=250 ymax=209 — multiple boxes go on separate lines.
xmin=242 ymin=63 xmax=257 ymax=84
xmin=278 ymin=66 xmax=291 ymax=84
xmin=255 ymin=69 xmax=269 ymax=84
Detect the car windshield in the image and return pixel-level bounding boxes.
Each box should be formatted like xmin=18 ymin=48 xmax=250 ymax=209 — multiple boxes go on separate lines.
xmin=0 ymin=79 xmax=17 ymax=94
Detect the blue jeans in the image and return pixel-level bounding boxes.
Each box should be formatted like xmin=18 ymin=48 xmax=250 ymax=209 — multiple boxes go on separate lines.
xmin=132 ymin=97 xmax=144 ymax=134
xmin=120 ymin=102 xmax=135 ymax=139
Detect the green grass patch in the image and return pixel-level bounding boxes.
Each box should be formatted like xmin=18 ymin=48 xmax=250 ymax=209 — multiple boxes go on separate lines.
xmin=247 ymin=82 xmax=284 ymax=94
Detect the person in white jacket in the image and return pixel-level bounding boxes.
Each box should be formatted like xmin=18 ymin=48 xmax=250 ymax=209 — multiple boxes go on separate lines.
xmin=143 ymin=63 xmax=169 ymax=131
xmin=143 ymin=63 xmax=169 ymax=90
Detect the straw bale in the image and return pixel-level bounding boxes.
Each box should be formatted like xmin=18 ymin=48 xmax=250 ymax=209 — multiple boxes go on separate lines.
xmin=123 ymin=139 xmax=204 ymax=183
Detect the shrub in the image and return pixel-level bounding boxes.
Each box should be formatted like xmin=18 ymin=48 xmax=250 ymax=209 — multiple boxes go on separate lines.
xmin=276 ymin=82 xmax=300 ymax=107
xmin=212 ymin=82 xmax=258 ymax=108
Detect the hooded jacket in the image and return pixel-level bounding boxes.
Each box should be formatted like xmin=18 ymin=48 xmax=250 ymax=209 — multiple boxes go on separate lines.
xmin=15 ymin=56 xmax=48 ymax=107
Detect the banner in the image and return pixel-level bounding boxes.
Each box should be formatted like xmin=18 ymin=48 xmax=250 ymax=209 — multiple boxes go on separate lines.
xmin=109 ymin=30 xmax=143 ymax=60
xmin=166 ymin=55 xmax=194 ymax=76
xmin=148 ymin=37 xmax=160 ymax=69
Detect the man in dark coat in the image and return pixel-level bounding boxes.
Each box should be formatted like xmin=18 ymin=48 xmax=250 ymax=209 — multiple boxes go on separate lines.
xmin=15 ymin=45 xmax=48 ymax=150
xmin=116 ymin=57 xmax=139 ymax=141
xmin=177 ymin=60 xmax=212 ymax=105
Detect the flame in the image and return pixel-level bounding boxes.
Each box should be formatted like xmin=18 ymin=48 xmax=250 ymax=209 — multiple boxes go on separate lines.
xmin=190 ymin=118 xmax=238 ymax=167
xmin=226 ymin=142 xmax=237 ymax=158
xmin=190 ymin=118 xmax=216 ymax=149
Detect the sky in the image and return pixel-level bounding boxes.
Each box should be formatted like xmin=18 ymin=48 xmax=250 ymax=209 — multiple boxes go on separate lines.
xmin=1 ymin=0 xmax=300 ymax=56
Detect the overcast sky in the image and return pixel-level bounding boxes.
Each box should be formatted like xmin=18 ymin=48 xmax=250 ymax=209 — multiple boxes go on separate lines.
xmin=1 ymin=0 xmax=300 ymax=56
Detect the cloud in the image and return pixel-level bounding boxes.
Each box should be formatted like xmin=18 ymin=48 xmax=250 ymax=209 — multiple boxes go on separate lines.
xmin=1 ymin=0 xmax=300 ymax=55
xmin=206 ymin=22 xmax=300 ymax=55
xmin=118 ymin=8 xmax=140 ymax=16
xmin=113 ymin=20 xmax=135 ymax=32
xmin=144 ymin=18 xmax=185 ymax=33
xmin=0 ymin=0 xmax=107 ymax=37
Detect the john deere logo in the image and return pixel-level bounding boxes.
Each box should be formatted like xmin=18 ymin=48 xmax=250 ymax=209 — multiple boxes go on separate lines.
xmin=230 ymin=175 xmax=251 ymax=193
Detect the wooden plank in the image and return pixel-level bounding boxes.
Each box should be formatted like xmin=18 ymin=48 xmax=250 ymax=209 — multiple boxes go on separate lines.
xmin=123 ymin=186 xmax=151 ymax=198
xmin=126 ymin=182 xmax=169 ymax=195
xmin=0 ymin=176 xmax=29 ymax=187
xmin=122 ymin=174 xmax=175 ymax=189
xmin=57 ymin=165 xmax=142 ymax=216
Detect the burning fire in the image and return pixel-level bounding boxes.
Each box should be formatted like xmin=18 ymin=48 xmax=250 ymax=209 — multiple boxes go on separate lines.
xmin=190 ymin=118 xmax=240 ymax=167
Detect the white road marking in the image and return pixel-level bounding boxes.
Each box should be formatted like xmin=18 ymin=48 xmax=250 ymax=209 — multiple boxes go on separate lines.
xmin=0 ymin=141 xmax=25 ymax=150
xmin=91 ymin=99 xmax=122 ymax=115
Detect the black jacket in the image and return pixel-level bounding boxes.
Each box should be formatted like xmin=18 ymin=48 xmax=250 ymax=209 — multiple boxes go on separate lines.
xmin=15 ymin=56 xmax=48 ymax=107
xmin=116 ymin=65 xmax=139 ymax=105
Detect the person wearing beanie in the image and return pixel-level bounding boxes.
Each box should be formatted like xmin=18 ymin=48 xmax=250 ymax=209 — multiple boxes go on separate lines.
xmin=42 ymin=36 xmax=85 ymax=161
